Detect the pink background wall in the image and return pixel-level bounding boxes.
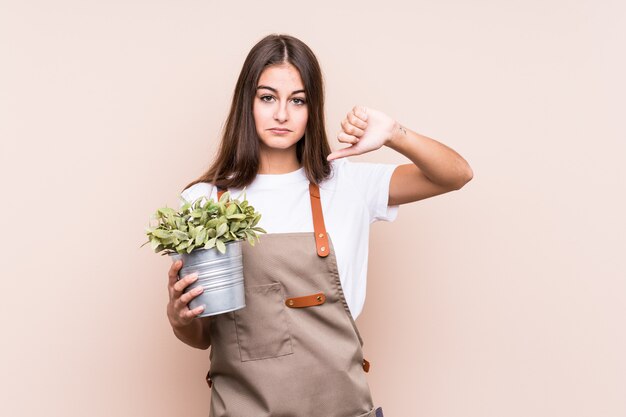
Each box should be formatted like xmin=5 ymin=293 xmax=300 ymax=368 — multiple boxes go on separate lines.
xmin=2 ymin=1 xmax=624 ymax=416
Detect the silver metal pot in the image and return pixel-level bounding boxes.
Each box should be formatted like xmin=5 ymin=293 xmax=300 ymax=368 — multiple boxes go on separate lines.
xmin=169 ymin=240 xmax=245 ymax=317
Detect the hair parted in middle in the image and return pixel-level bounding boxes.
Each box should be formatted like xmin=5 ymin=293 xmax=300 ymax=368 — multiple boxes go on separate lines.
xmin=183 ymin=33 xmax=332 ymax=193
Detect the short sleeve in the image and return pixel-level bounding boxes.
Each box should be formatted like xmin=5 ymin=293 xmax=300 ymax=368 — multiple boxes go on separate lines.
xmin=341 ymin=159 xmax=400 ymax=223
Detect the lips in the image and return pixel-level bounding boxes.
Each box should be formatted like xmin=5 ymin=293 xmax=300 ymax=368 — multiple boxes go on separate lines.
xmin=269 ymin=128 xmax=291 ymax=133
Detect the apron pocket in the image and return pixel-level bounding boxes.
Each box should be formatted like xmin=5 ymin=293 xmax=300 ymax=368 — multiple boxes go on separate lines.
xmin=234 ymin=282 xmax=294 ymax=361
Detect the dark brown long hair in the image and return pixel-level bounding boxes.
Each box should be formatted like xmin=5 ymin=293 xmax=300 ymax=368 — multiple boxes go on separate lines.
xmin=182 ymin=34 xmax=332 ymax=193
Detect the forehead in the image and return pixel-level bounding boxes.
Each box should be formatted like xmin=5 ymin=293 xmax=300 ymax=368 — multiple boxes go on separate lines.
xmin=258 ymin=63 xmax=305 ymax=92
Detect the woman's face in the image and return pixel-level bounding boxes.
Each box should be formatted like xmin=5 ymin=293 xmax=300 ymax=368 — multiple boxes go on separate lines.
xmin=253 ymin=63 xmax=308 ymax=153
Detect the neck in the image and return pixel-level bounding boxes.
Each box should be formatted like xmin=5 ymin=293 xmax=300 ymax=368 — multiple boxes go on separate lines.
xmin=258 ymin=144 xmax=301 ymax=174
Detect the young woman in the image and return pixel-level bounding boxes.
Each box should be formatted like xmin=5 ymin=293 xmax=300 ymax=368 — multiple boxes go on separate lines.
xmin=166 ymin=34 xmax=472 ymax=417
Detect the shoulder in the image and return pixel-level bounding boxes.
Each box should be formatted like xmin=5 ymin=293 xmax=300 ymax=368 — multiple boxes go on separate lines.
xmin=325 ymin=158 xmax=353 ymax=180
xmin=321 ymin=158 xmax=375 ymax=196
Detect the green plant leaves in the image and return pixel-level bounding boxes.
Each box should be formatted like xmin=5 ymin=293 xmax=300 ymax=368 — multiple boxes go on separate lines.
xmin=204 ymin=237 xmax=216 ymax=249
xmin=195 ymin=228 xmax=207 ymax=245
xmin=216 ymin=239 xmax=226 ymax=254
xmin=251 ymin=214 xmax=261 ymax=227
xmin=206 ymin=218 xmax=219 ymax=229
xmin=152 ymin=229 xmax=171 ymax=239
xmin=157 ymin=207 xmax=177 ymax=217
xmin=143 ymin=192 xmax=266 ymax=255
xmin=225 ymin=203 xmax=237 ymax=216
xmin=173 ymin=230 xmax=188 ymax=241
xmin=176 ymin=239 xmax=192 ymax=252
xmin=150 ymin=237 xmax=161 ymax=250
xmin=216 ymin=223 xmax=228 ymax=238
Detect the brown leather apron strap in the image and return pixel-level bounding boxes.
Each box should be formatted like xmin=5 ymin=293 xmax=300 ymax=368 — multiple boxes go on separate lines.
xmin=309 ymin=183 xmax=329 ymax=258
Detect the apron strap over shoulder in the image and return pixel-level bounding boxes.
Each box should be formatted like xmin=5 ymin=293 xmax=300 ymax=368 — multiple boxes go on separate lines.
xmin=217 ymin=186 xmax=226 ymax=201
xmin=309 ymin=183 xmax=330 ymax=258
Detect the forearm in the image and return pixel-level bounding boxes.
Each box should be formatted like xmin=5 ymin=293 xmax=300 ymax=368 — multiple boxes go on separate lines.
xmin=386 ymin=122 xmax=473 ymax=188
xmin=172 ymin=318 xmax=211 ymax=350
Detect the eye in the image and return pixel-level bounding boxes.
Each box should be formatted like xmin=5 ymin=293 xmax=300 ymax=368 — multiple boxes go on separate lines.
xmin=260 ymin=95 xmax=274 ymax=102
xmin=292 ymin=98 xmax=307 ymax=106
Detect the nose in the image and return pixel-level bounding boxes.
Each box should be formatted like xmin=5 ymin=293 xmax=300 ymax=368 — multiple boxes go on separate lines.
xmin=273 ymin=101 xmax=288 ymax=123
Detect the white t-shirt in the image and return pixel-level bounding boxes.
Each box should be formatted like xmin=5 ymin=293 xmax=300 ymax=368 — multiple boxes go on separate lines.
xmin=180 ymin=157 xmax=400 ymax=320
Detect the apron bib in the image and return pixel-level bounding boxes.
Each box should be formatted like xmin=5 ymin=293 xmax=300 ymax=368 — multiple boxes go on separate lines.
xmin=206 ymin=183 xmax=384 ymax=417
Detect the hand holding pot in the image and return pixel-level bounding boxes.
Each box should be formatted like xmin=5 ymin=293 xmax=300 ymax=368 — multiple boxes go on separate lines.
xmin=167 ymin=259 xmax=205 ymax=327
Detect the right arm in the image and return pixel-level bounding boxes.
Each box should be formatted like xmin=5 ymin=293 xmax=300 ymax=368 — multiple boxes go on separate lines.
xmin=167 ymin=259 xmax=212 ymax=350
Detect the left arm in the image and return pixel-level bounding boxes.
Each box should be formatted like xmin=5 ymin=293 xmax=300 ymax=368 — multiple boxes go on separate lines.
xmin=385 ymin=122 xmax=473 ymax=205
xmin=327 ymin=106 xmax=473 ymax=206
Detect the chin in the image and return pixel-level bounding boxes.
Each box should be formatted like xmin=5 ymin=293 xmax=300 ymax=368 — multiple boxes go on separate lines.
xmin=259 ymin=136 xmax=302 ymax=150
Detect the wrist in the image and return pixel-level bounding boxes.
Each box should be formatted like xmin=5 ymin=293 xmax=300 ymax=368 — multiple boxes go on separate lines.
xmin=386 ymin=120 xmax=406 ymax=149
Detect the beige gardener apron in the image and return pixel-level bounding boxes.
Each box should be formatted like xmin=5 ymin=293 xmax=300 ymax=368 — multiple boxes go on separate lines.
xmin=207 ymin=183 xmax=384 ymax=417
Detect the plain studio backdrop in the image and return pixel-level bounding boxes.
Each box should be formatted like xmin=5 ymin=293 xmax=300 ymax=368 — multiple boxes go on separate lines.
xmin=1 ymin=1 xmax=624 ymax=416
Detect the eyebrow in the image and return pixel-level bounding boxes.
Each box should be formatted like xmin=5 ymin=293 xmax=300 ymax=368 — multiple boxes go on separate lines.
xmin=256 ymin=85 xmax=305 ymax=95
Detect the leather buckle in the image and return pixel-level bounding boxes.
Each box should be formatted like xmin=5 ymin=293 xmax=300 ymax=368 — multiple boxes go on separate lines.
xmin=362 ymin=358 xmax=371 ymax=373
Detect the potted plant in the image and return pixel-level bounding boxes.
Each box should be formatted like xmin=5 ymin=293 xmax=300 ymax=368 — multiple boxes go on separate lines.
xmin=141 ymin=189 xmax=266 ymax=317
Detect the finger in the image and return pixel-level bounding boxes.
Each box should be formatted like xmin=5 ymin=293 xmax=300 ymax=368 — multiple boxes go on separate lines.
xmin=183 ymin=305 xmax=205 ymax=320
xmin=179 ymin=285 xmax=204 ymax=306
xmin=327 ymin=144 xmax=361 ymax=161
xmin=168 ymin=259 xmax=182 ymax=287
xmin=337 ymin=131 xmax=359 ymax=144
xmin=177 ymin=305 xmax=202 ymax=325
xmin=172 ymin=272 xmax=199 ymax=296
xmin=341 ymin=118 xmax=365 ymax=137
xmin=347 ymin=112 xmax=368 ymax=130
xmin=352 ymin=105 xmax=368 ymax=122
